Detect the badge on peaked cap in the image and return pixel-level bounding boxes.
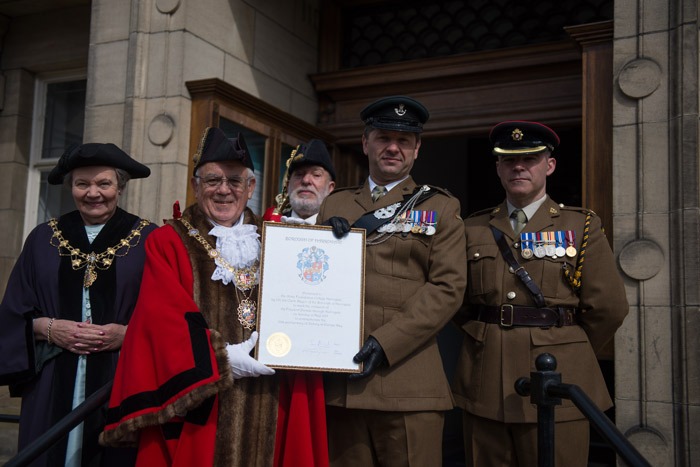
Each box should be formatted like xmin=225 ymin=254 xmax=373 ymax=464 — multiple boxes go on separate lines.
xmin=490 ymin=120 xmax=560 ymax=156
xmin=360 ymin=95 xmax=429 ymax=133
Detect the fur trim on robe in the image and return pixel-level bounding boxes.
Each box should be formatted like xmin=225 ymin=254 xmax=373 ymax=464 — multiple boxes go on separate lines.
xmin=101 ymin=205 xmax=278 ymax=466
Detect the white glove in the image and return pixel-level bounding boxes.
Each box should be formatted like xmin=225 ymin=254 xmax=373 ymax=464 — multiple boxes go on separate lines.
xmin=226 ymin=331 xmax=275 ymax=380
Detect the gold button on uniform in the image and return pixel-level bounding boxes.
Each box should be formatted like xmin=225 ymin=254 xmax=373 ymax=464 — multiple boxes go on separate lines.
xmin=506 ymin=291 xmax=516 ymax=300
xmin=474 ymin=252 xmax=480 ymax=258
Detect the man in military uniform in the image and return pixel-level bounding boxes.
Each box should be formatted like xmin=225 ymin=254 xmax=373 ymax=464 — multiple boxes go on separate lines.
xmin=452 ymin=121 xmax=629 ymax=466
xmin=317 ymin=96 xmax=467 ymax=467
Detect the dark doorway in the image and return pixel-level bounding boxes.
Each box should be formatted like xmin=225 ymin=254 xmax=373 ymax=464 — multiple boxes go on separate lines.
xmin=412 ymin=126 xmax=583 ymax=219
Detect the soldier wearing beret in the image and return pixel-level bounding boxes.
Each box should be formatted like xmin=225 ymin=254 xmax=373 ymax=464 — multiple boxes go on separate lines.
xmin=317 ymin=96 xmax=467 ymax=466
xmin=451 ymin=121 xmax=629 ymax=466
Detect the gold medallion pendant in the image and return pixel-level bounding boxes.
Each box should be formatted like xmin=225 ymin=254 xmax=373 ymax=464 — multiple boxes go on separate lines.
xmin=180 ymin=218 xmax=260 ymax=330
xmin=237 ymin=299 xmax=257 ymax=329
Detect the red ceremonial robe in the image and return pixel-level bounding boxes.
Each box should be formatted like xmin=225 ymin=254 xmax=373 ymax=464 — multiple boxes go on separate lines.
xmin=100 ymin=219 xmax=229 ymax=466
xmin=102 ymin=205 xmax=328 ymax=466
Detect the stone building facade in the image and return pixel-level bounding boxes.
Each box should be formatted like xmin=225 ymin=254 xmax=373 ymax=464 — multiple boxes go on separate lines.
xmin=0 ymin=0 xmax=697 ymax=465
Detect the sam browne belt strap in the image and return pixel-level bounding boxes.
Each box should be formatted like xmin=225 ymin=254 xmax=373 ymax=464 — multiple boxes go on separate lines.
xmin=470 ymin=305 xmax=578 ymax=327
xmin=490 ymin=226 xmax=546 ymax=308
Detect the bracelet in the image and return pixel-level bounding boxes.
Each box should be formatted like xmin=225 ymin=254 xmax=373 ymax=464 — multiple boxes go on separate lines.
xmin=47 ymin=318 xmax=55 ymax=345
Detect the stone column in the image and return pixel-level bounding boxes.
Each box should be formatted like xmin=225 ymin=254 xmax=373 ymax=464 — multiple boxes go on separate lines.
xmin=613 ymin=0 xmax=700 ymax=465
xmin=86 ymin=0 xmax=193 ymax=223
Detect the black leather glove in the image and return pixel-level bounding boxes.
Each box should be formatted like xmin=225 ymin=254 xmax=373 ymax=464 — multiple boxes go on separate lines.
xmin=323 ymin=216 xmax=351 ymax=238
xmin=348 ymin=336 xmax=386 ymax=380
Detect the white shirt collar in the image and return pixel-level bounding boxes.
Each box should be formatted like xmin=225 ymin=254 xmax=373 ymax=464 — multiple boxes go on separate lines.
xmin=281 ymin=211 xmax=318 ymax=225
xmin=368 ymin=176 xmax=408 ymax=193
xmin=506 ymin=194 xmax=548 ymax=222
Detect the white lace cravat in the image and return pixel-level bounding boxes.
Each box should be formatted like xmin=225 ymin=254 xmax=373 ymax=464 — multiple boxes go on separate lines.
xmin=209 ymin=223 xmax=260 ymax=285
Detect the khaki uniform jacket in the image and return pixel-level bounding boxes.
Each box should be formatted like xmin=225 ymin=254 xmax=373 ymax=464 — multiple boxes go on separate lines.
xmin=317 ymin=177 xmax=467 ymax=412
xmin=451 ymin=197 xmax=628 ymax=423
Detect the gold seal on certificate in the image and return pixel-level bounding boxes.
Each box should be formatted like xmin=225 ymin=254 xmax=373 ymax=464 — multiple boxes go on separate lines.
xmin=266 ymin=332 xmax=292 ymax=357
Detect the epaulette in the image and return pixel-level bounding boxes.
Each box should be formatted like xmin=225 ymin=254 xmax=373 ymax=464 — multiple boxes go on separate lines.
xmin=423 ymin=184 xmax=455 ymax=198
xmin=558 ymin=204 xmax=597 ymax=217
xmin=325 ymin=185 xmax=362 ymax=197
xmin=467 ymin=206 xmax=499 ymax=219
xmin=333 ymin=184 xmax=362 ymax=192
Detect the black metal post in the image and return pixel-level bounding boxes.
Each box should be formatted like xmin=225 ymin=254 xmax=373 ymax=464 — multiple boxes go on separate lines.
xmin=529 ymin=353 xmax=561 ymax=467
xmin=516 ymin=353 xmax=652 ymax=467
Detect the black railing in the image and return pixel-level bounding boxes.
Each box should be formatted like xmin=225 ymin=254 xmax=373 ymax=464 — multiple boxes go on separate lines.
xmin=4 ymin=381 xmax=113 ymax=467
xmin=514 ymin=353 xmax=651 ymax=467
xmin=0 ymin=413 xmax=20 ymax=423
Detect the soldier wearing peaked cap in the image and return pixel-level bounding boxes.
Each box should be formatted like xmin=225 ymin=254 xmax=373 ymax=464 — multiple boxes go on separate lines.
xmin=317 ymin=96 xmax=467 ymax=467
xmin=451 ymin=121 xmax=629 ymax=466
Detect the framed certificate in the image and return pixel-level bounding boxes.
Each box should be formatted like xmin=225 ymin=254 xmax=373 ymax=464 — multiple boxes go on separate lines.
xmin=255 ymin=222 xmax=365 ymax=373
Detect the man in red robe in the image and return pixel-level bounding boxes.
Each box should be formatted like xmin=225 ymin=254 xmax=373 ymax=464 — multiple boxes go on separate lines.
xmin=101 ymin=128 xmax=327 ymax=466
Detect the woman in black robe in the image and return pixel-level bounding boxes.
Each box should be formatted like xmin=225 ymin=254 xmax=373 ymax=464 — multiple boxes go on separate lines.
xmin=0 ymin=143 xmax=156 ymax=466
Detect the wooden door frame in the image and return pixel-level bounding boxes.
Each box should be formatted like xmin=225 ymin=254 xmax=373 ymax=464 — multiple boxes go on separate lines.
xmin=311 ymin=18 xmax=614 ymax=241
xmin=185 ymin=79 xmax=336 ymax=210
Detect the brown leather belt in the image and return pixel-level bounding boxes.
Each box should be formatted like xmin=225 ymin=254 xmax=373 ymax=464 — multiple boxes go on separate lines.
xmin=469 ymin=305 xmax=578 ymax=328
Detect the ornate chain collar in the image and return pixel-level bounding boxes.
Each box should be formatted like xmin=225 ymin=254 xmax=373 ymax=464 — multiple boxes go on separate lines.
xmin=49 ymin=218 xmax=151 ymax=288
xmin=178 ymin=218 xmax=259 ymax=329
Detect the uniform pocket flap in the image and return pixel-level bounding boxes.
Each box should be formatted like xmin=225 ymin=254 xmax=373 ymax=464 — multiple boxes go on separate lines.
xmin=467 ymin=244 xmax=499 ymax=262
xmin=530 ymin=325 xmax=588 ymax=346
xmin=463 ymin=319 xmax=487 ymax=343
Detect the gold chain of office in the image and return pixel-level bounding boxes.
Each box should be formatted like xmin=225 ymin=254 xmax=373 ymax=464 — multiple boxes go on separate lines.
xmin=48 ymin=218 xmax=151 ymax=288
xmin=178 ymin=218 xmax=259 ymax=329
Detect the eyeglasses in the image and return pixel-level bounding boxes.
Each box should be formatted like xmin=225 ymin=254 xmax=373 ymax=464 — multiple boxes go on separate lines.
xmin=195 ymin=175 xmax=252 ymax=191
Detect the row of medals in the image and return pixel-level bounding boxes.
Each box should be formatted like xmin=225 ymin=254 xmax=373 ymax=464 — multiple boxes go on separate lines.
xmin=375 ymin=203 xmax=437 ymax=236
xmin=519 ymin=230 xmax=577 ymax=260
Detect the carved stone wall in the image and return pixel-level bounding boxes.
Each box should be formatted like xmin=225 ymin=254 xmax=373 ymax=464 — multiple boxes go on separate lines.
xmin=612 ymin=0 xmax=700 ymax=464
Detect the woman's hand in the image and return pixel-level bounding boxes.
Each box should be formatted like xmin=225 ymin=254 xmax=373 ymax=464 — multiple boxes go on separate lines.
xmin=33 ymin=318 xmax=127 ymax=354
xmin=74 ymin=322 xmax=127 ymax=353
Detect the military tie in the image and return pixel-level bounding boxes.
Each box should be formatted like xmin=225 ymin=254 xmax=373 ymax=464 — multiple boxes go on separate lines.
xmin=511 ymin=208 xmax=527 ymax=235
xmin=371 ymin=185 xmax=387 ymax=202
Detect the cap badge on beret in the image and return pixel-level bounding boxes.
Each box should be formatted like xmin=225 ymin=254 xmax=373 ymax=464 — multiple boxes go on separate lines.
xmin=395 ymin=104 xmax=407 ymax=116
xmin=511 ymin=129 xmax=523 ymax=141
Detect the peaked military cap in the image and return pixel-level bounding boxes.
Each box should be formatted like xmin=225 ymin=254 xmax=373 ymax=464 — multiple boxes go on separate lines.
xmin=490 ymin=120 xmax=560 ymax=156
xmin=48 ymin=143 xmax=150 ymax=185
xmin=288 ymin=139 xmax=336 ymax=181
xmin=360 ymin=95 xmax=429 ymax=133
xmin=193 ymin=127 xmax=254 ymax=174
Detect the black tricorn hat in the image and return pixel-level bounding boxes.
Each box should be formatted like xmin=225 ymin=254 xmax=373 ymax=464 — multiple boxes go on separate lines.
xmin=288 ymin=139 xmax=336 ymax=181
xmin=193 ymin=127 xmax=254 ymax=174
xmin=490 ymin=121 xmax=560 ymax=156
xmin=360 ymin=95 xmax=429 ymax=133
xmin=47 ymin=143 xmax=150 ymax=185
